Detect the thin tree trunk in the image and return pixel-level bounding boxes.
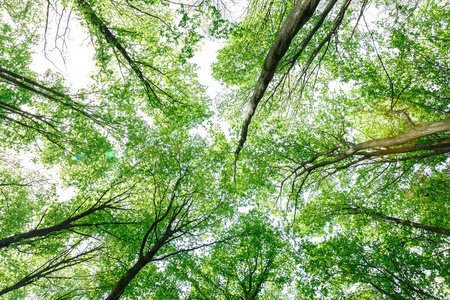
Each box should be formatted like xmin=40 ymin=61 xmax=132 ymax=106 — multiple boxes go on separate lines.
xmin=369 ymin=282 xmax=406 ymax=300
xmin=0 ymin=247 xmax=97 ymax=296
xmin=352 ymin=206 xmax=450 ymax=236
xmin=371 ymin=210 xmax=450 ymax=236
xmin=75 ymin=0 xmax=159 ymax=105
xmin=0 ymin=186 xmax=130 ymax=248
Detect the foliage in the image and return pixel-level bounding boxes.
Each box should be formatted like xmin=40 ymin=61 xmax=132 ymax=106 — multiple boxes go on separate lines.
xmin=0 ymin=0 xmax=449 ymax=299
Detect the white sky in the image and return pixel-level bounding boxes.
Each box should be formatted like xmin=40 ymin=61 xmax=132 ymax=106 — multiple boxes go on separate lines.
xmin=31 ymin=13 xmax=224 ymax=93
xmin=191 ymin=39 xmax=224 ymax=99
xmin=30 ymin=16 xmax=95 ymax=91
xmin=26 ymin=11 xmax=230 ymax=165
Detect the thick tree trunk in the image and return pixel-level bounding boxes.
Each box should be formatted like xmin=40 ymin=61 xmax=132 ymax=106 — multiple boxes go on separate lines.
xmin=351 ymin=118 xmax=450 ymax=152
xmin=105 ymin=230 xmax=172 ymax=299
xmin=0 ymin=221 xmax=129 ymax=248
xmin=105 ymin=258 xmax=148 ymax=300
xmin=367 ymin=138 xmax=450 ymax=156
xmin=284 ymin=119 xmax=450 ymax=197
xmin=235 ymin=0 xmax=321 ymax=158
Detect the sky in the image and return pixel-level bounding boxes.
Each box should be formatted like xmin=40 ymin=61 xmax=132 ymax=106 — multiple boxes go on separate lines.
xmin=30 ymin=11 xmax=229 ymax=138
xmin=24 ymin=8 xmax=229 ymax=199
xmin=30 ymin=10 xmax=224 ymax=95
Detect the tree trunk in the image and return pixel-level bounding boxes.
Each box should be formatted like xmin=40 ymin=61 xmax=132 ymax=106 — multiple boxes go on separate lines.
xmin=105 ymin=258 xmax=148 ymax=300
xmin=75 ymin=0 xmax=158 ymax=105
xmin=367 ymin=138 xmax=450 ymax=156
xmin=352 ymin=206 xmax=450 ymax=236
xmin=235 ymin=0 xmax=321 ymax=158
xmin=0 ymin=195 xmax=121 ymax=248
xmin=371 ymin=211 xmax=450 ymax=237
xmin=0 ymin=223 xmax=78 ymax=248
xmin=351 ymin=118 xmax=450 ymax=152
xmin=105 ymin=230 xmax=172 ymax=299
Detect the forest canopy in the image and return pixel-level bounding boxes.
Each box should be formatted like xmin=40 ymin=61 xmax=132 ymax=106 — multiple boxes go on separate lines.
xmin=0 ymin=0 xmax=449 ymax=299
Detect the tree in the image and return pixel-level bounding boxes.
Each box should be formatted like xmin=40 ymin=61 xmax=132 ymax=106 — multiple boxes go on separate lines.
xmin=214 ymin=0 xmax=450 ymax=298
xmin=172 ymin=212 xmax=296 ymax=300
xmin=1 ymin=0 xmax=449 ymax=298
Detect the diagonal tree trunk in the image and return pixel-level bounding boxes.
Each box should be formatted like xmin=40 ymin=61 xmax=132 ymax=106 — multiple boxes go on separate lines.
xmin=0 ymin=245 xmax=98 ymax=296
xmin=346 ymin=205 xmax=450 ymax=236
xmin=368 ymin=209 xmax=450 ymax=236
xmin=282 ymin=118 xmax=450 ymax=200
xmin=105 ymin=257 xmax=148 ymax=300
xmin=351 ymin=118 xmax=450 ymax=152
xmin=0 ymin=185 xmax=131 ymax=248
xmin=75 ymin=0 xmax=160 ymax=106
xmin=234 ymin=0 xmax=321 ymax=159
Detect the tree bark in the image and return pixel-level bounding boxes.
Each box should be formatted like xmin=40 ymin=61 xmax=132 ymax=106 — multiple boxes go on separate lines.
xmin=0 ymin=188 xmax=128 ymax=248
xmin=105 ymin=258 xmax=148 ymax=300
xmin=75 ymin=0 xmax=159 ymax=105
xmin=366 ymin=138 xmax=450 ymax=156
xmin=0 ymin=223 xmax=83 ymax=248
xmin=351 ymin=118 xmax=450 ymax=152
xmin=235 ymin=0 xmax=321 ymax=159
xmin=370 ymin=210 xmax=450 ymax=237
xmin=351 ymin=206 xmax=450 ymax=236
xmin=105 ymin=228 xmax=174 ymax=300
